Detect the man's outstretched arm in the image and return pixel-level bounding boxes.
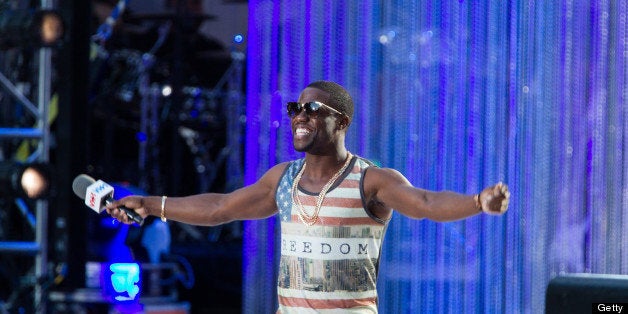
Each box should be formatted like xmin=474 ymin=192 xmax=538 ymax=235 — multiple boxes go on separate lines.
xmin=106 ymin=163 xmax=288 ymax=226
xmin=366 ymin=167 xmax=510 ymax=222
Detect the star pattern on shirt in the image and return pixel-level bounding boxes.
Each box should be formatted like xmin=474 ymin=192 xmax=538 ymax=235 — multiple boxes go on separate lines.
xmin=278 ymin=179 xmax=291 ymax=222
xmin=277 ymin=159 xmax=303 ymax=222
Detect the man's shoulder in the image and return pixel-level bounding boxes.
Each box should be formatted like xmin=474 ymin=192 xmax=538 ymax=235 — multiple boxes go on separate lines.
xmin=263 ymin=161 xmax=304 ymax=182
xmin=362 ymin=164 xmax=406 ymax=186
xmin=355 ymin=155 xmax=378 ymax=168
xmin=264 ymin=162 xmax=292 ymax=178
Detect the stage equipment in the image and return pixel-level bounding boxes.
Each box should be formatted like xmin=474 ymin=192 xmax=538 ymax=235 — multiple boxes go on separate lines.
xmin=0 ymin=161 xmax=50 ymax=200
xmin=48 ymin=180 xmax=193 ymax=313
xmin=545 ymin=273 xmax=628 ymax=314
xmin=49 ymin=261 xmax=190 ymax=313
xmin=0 ymin=9 xmax=64 ymax=50
xmin=0 ymin=2 xmax=57 ymax=311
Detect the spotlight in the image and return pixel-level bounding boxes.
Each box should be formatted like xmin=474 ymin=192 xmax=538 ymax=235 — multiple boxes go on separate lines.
xmin=37 ymin=10 xmax=64 ymax=46
xmin=0 ymin=9 xmax=65 ymax=50
xmin=0 ymin=162 xmax=50 ymax=199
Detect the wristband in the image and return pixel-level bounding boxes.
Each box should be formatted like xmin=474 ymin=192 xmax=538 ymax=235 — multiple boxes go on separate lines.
xmin=474 ymin=194 xmax=482 ymax=212
xmin=160 ymin=195 xmax=168 ymax=222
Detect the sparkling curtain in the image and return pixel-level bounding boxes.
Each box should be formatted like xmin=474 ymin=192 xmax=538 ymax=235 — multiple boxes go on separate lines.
xmin=242 ymin=1 xmax=627 ymax=313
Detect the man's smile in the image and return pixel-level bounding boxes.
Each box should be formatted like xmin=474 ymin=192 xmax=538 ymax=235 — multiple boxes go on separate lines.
xmin=294 ymin=127 xmax=313 ymax=139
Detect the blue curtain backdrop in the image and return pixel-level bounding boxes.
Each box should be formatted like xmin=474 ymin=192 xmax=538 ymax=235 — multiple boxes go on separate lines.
xmin=241 ymin=1 xmax=627 ymax=313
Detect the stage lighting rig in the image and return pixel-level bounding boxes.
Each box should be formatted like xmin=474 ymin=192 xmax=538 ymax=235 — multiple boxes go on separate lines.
xmin=0 ymin=8 xmax=64 ymax=50
xmin=0 ymin=161 xmax=50 ymax=200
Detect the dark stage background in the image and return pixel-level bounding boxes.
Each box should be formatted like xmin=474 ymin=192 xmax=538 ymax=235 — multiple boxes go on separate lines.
xmin=0 ymin=0 xmax=247 ymax=313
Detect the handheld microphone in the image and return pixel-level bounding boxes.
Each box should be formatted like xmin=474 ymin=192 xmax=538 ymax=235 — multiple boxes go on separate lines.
xmin=72 ymin=174 xmax=144 ymax=225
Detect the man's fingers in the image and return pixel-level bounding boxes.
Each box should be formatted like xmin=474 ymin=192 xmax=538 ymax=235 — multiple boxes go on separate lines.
xmin=501 ymin=184 xmax=510 ymax=213
xmin=107 ymin=206 xmax=132 ymax=224
xmin=501 ymin=198 xmax=509 ymax=212
xmin=481 ymin=182 xmax=510 ymax=214
xmin=106 ymin=207 xmax=117 ymax=216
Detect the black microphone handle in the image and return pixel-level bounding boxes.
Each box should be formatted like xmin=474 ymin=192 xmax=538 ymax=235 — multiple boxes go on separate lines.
xmin=105 ymin=198 xmax=144 ymax=226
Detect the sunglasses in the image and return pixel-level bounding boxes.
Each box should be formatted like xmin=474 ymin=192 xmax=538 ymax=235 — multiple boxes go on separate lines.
xmin=286 ymin=101 xmax=345 ymax=118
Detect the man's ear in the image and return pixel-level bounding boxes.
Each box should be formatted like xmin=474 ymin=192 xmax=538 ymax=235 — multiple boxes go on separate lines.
xmin=337 ymin=116 xmax=350 ymax=130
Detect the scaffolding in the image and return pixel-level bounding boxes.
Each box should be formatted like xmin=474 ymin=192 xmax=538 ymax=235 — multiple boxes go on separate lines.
xmin=0 ymin=0 xmax=54 ymax=312
xmin=0 ymin=1 xmax=246 ymax=312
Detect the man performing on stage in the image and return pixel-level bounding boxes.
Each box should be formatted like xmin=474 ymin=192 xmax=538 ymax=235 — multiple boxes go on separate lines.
xmin=107 ymin=80 xmax=510 ymax=313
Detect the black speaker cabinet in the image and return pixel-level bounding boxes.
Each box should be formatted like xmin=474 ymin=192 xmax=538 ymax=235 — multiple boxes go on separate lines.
xmin=546 ymin=273 xmax=628 ymax=314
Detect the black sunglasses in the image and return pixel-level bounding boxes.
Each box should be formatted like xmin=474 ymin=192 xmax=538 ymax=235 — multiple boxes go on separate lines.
xmin=286 ymin=101 xmax=344 ymax=118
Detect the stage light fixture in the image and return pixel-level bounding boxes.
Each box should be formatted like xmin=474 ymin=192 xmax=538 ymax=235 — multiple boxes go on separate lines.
xmin=0 ymin=9 xmax=65 ymax=50
xmin=0 ymin=161 xmax=50 ymax=199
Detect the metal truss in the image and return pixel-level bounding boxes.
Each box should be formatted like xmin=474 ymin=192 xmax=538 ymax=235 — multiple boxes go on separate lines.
xmin=0 ymin=1 xmax=54 ymax=312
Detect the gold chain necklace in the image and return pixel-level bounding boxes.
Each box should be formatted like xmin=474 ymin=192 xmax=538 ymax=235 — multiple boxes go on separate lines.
xmin=292 ymin=152 xmax=353 ymax=226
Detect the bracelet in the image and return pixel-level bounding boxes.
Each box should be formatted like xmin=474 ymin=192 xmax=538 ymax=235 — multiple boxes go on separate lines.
xmin=474 ymin=193 xmax=483 ymax=212
xmin=160 ymin=195 xmax=168 ymax=222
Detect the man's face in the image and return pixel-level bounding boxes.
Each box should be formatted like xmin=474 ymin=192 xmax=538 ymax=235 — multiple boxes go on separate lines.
xmin=290 ymin=87 xmax=340 ymax=154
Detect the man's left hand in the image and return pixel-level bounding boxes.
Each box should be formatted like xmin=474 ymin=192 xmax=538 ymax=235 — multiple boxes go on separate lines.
xmin=479 ymin=182 xmax=510 ymax=215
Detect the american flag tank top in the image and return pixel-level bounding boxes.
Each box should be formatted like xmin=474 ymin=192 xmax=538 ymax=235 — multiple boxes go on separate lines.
xmin=275 ymin=156 xmax=389 ymax=313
